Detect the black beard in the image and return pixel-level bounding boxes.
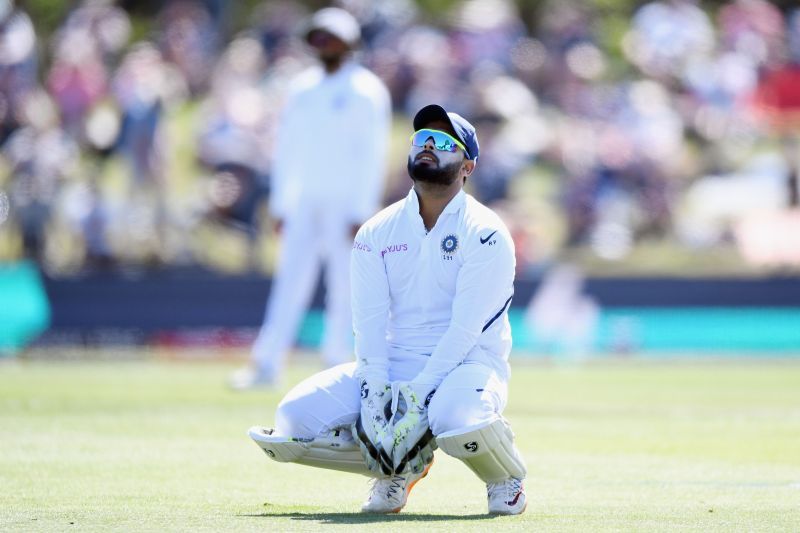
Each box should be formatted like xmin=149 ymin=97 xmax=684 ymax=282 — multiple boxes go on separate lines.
xmin=407 ymin=156 xmax=462 ymax=186
xmin=320 ymin=55 xmax=344 ymax=71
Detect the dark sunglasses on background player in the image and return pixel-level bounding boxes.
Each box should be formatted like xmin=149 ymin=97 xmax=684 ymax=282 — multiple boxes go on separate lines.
xmin=410 ymin=128 xmax=467 ymax=153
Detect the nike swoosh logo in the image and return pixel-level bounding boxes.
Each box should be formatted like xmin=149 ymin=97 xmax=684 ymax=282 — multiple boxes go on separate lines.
xmin=506 ymin=491 xmax=523 ymax=506
xmin=480 ymin=231 xmax=497 ymax=244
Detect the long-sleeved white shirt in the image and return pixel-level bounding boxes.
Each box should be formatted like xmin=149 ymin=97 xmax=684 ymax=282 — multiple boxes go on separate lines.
xmin=269 ymin=60 xmax=391 ymax=223
xmin=351 ymin=188 xmax=515 ymax=386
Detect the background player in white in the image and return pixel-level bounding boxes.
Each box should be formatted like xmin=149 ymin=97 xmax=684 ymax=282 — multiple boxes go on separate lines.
xmin=249 ymin=104 xmax=527 ymax=515
xmin=231 ymin=8 xmax=391 ymax=389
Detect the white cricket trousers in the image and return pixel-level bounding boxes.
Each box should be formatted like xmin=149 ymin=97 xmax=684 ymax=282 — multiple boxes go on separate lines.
xmin=275 ymin=359 xmax=509 ymax=439
xmin=252 ymin=209 xmax=354 ymax=377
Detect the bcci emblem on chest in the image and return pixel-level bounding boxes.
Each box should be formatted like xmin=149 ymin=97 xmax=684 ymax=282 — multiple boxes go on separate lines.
xmin=441 ymin=234 xmax=459 ymax=255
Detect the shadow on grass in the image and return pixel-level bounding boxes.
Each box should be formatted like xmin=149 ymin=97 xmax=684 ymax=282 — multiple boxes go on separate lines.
xmin=240 ymin=511 xmax=497 ymax=523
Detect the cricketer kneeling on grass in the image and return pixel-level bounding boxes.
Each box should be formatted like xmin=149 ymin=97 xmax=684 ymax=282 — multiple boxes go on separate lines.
xmin=249 ymin=104 xmax=527 ymax=515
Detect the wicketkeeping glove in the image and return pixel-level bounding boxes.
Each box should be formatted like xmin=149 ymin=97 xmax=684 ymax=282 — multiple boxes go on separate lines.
xmin=389 ymin=381 xmax=437 ymax=475
xmin=352 ymin=378 xmax=394 ymax=476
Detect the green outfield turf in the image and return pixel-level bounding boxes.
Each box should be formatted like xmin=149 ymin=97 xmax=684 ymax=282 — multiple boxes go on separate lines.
xmin=1 ymin=354 xmax=799 ymax=532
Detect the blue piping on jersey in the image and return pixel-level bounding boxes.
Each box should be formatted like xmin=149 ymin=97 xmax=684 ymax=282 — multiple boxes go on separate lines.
xmin=482 ymin=295 xmax=513 ymax=332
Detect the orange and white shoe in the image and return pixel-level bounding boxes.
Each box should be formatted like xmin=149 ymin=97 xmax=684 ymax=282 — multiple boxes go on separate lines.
xmin=487 ymin=477 xmax=527 ymax=515
xmin=361 ymin=461 xmax=432 ymax=513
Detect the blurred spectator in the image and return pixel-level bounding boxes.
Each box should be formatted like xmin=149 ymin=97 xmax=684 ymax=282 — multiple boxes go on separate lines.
xmin=197 ymin=35 xmax=270 ymax=181
xmin=158 ymin=0 xmax=219 ymax=95
xmin=47 ymin=32 xmax=108 ymax=137
xmin=252 ymin=0 xmax=308 ymax=60
xmin=192 ymin=34 xmax=273 ymax=257
xmin=748 ymin=7 xmax=800 ymax=208
xmin=624 ymin=0 xmax=715 ymax=82
xmin=105 ymin=42 xmax=186 ymax=266
xmin=230 ymin=7 xmax=391 ymax=389
xmin=718 ymin=0 xmax=784 ymax=67
xmin=112 ymin=42 xmax=186 ymax=186
xmin=3 ymin=89 xmax=78 ymax=262
xmin=47 ymin=0 xmax=131 ymax=140
xmin=0 ymin=0 xmax=37 ymax=144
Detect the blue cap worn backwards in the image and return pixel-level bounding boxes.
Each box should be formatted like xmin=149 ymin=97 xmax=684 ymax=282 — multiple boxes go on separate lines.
xmin=413 ymin=104 xmax=479 ymax=161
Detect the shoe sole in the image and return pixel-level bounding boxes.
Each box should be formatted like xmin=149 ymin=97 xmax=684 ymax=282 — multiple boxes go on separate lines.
xmin=489 ymin=501 xmax=527 ymax=516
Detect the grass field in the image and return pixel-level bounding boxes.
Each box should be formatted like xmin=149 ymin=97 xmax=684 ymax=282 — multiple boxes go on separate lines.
xmin=1 ymin=352 xmax=799 ymax=532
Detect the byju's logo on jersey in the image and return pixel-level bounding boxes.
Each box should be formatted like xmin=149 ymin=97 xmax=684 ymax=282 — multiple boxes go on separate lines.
xmin=441 ymin=234 xmax=459 ymax=255
xmin=381 ymin=243 xmax=408 ymax=257
xmin=352 ymin=241 xmax=372 ymax=252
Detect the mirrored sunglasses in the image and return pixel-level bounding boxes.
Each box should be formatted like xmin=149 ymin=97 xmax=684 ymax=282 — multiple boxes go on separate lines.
xmin=410 ymin=128 xmax=466 ymax=153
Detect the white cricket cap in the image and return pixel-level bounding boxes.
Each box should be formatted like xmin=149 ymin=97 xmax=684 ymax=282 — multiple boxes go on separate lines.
xmin=305 ymin=7 xmax=360 ymax=47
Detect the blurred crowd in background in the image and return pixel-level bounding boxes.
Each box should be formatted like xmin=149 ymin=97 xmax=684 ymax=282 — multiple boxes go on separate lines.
xmin=1 ymin=0 xmax=799 ymax=278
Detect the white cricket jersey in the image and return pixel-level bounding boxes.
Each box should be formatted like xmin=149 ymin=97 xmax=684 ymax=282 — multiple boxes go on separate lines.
xmin=269 ymin=60 xmax=391 ymax=223
xmin=351 ymin=187 xmax=515 ymax=386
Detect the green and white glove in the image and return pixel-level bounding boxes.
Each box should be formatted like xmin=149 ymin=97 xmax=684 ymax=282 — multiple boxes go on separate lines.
xmin=352 ymin=378 xmax=394 ymax=476
xmin=389 ymin=381 xmax=438 ymax=475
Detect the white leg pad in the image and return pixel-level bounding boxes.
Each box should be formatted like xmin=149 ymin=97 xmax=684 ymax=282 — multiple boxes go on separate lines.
xmin=436 ymin=418 xmax=527 ymax=483
xmin=248 ymin=426 xmax=374 ymax=477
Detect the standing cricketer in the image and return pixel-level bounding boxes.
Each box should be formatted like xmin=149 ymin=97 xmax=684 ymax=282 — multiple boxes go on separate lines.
xmin=249 ymin=104 xmax=526 ymax=515
xmin=231 ymin=8 xmax=391 ymax=388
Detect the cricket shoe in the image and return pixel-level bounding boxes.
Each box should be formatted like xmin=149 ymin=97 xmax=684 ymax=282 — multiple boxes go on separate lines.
xmin=487 ymin=477 xmax=527 ymax=515
xmin=228 ymin=366 xmax=280 ymax=390
xmin=361 ymin=461 xmax=433 ymax=513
